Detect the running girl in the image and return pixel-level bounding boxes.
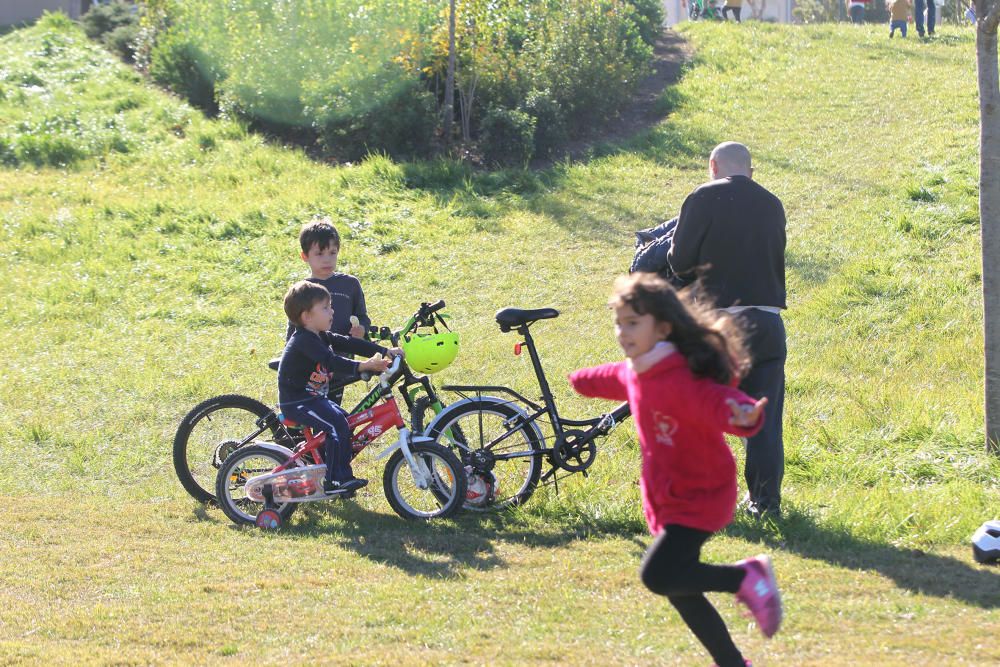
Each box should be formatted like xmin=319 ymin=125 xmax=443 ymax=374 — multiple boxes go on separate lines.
xmin=569 ymin=273 xmax=782 ymax=667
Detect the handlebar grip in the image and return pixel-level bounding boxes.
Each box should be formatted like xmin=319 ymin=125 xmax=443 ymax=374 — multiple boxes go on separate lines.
xmin=424 ymin=300 xmax=445 ymax=314
xmin=379 ymin=354 xmax=403 ymax=384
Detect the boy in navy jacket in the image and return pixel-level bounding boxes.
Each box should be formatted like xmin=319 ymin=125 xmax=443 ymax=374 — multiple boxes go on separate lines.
xmin=279 ymin=281 xmax=397 ymax=495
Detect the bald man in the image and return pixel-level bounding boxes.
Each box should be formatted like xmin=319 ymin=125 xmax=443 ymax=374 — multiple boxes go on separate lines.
xmin=668 ymin=142 xmax=787 ymax=519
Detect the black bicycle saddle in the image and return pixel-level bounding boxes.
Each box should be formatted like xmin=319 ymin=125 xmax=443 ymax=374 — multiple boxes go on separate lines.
xmin=495 ymin=307 xmax=560 ymax=332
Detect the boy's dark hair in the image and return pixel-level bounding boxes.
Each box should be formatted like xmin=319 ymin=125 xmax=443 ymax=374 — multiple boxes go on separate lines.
xmin=284 ymin=280 xmax=330 ymax=327
xmin=610 ymin=273 xmax=750 ymax=385
xmin=299 ymin=217 xmax=341 ymax=254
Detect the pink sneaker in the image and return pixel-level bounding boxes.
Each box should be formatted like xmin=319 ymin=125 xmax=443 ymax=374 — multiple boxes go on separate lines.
xmin=735 ymin=554 xmax=782 ymax=638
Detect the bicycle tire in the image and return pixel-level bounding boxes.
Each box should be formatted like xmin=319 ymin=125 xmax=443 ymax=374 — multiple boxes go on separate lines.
xmin=382 ymin=442 xmax=467 ymax=520
xmin=410 ymin=395 xmax=436 ymax=433
xmin=426 ymin=400 xmax=543 ymax=511
xmin=173 ymin=394 xmax=284 ymax=503
xmin=215 ymin=445 xmax=297 ymax=527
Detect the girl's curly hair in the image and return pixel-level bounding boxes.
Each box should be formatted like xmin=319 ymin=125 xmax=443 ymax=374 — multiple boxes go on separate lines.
xmin=610 ymin=273 xmax=751 ymax=385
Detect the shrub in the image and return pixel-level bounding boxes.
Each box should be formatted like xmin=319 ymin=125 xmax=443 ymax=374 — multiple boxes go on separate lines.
xmin=527 ymin=0 xmax=652 ymax=134
xmin=149 ymin=31 xmax=218 ymax=114
xmin=81 ymin=1 xmax=137 ymax=39
xmin=363 ymin=87 xmax=438 ymax=158
xmin=521 ymin=89 xmax=567 ymax=159
xmin=147 ymin=0 xmax=656 ymax=160
xmin=626 ymin=0 xmax=665 ymax=45
xmin=793 ymin=0 xmax=843 ymax=22
xmin=479 ymin=106 xmax=535 ymax=166
xmin=103 ymin=23 xmax=139 ymax=62
xmin=319 ymin=85 xmax=438 ymax=161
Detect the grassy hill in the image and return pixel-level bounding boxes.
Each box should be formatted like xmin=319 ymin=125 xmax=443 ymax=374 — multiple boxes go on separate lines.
xmin=1 ymin=12 xmax=998 ymax=664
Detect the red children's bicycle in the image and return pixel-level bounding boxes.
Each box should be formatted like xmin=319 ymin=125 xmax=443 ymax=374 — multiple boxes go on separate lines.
xmin=214 ymin=357 xmax=467 ymax=527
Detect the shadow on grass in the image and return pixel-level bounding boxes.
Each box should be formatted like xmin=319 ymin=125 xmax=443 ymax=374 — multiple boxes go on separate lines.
xmin=726 ymin=507 xmax=1000 ymax=609
xmin=202 ymin=498 xmax=613 ymax=579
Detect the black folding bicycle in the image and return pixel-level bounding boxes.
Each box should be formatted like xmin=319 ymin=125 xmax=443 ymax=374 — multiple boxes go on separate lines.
xmin=423 ymin=307 xmax=632 ymax=511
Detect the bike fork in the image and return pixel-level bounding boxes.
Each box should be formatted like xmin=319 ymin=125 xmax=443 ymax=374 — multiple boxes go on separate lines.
xmin=376 ymin=428 xmax=433 ymax=489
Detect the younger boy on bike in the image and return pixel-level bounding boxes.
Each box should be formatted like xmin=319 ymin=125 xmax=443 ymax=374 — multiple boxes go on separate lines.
xmin=279 ymin=281 xmax=399 ymax=495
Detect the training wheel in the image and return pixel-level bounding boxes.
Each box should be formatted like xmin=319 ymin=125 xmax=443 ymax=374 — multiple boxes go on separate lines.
xmin=255 ymin=509 xmax=282 ymax=530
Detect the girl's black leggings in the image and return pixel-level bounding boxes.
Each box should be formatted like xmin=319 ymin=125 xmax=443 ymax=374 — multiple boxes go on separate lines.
xmin=640 ymin=524 xmax=747 ymax=667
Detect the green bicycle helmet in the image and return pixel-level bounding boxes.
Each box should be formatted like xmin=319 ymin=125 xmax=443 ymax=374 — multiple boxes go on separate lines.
xmin=402 ymin=330 xmax=459 ymax=374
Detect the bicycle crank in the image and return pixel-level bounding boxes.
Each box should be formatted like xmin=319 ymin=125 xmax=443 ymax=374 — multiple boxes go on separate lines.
xmin=549 ymin=430 xmax=597 ymax=473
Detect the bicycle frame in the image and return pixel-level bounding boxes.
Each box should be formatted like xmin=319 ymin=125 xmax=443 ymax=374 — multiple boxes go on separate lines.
xmin=268 ymin=394 xmax=406 ymax=474
xmin=437 ymin=319 xmax=631 ymax=482
xmin=248 ymin=360 xmax=442 ymax=498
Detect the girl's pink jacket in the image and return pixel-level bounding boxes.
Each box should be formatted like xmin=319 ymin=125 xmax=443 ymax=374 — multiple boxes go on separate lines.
xmin=569 ymin=352 xmax=763 ymax=534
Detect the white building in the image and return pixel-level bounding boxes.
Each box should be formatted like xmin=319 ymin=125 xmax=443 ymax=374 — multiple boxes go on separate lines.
xmin=0 ymin=1 xmax=92 ymax=26
xmin=663 ymin=0 xmax=796 ymax=25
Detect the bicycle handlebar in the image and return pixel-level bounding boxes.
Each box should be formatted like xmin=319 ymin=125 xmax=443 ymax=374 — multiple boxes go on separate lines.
xmin=368 ymin=299 xmax=448 ymax=344
xmin=422 ymin=300 xmax=445 ymax=315
xmin=379 ymin=354 xmax=404 ymax=388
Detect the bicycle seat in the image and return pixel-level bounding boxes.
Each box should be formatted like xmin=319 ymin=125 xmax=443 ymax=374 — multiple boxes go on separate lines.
xmin=495 ymin=307 xmax=560 ymax=332
xmin=268 ymin=358 xmax=280 ymax=371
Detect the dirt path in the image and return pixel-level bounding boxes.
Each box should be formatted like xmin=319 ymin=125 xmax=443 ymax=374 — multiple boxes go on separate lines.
xmin=533 ymin=28 xmax=691 ymax=167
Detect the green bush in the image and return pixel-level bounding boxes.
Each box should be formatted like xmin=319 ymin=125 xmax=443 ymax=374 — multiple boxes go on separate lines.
xmin=146 ymin=0 xmax=657 ymax=159
xmin=521 ymin=89 xmax=567 ymax=159
xmin=479 ymin=106 xmax=535 ymax=166
xmin=626 ymin=0 xmax=665 ymax=45
xmin=149 ymin=31 xmax=218 ymax=114
xmin=82 ymin=1 xmax=136 ymax=39
xmin=793 ymin=0 xmax=843 ymax=22
xmin=103 ymin=23 xmax=139 ymax=62
xmin=79 ymin=2 xmax=141 ymax=61
xmin=319 ymin=85 xmax=438 ymax=161
xmin=526 ymin=0 xmax=652 ymax=133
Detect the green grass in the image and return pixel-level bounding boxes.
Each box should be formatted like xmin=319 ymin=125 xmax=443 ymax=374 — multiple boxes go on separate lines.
xmin=1 ymin=13 xmax=998 ymax=664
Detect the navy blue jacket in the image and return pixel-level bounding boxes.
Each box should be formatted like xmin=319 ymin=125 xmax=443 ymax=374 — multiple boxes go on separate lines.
xmin=278 ymin=328 xmax=385 ymax=405
xmin=285 ymin=273 xmax=371 ymax=340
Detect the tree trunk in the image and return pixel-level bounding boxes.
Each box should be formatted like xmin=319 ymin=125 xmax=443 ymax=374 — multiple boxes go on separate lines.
xmin=443 ymin=0 xmax=457 ymax=146
xmin=977 ymin=1 xmax=1000 ymax=453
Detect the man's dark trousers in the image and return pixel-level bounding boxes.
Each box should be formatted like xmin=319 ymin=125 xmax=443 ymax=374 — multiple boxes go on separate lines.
xmin=737 ymin=308 xmax=786 ymax=514
xmin=915 ymin=0 xmax=936 ymax=35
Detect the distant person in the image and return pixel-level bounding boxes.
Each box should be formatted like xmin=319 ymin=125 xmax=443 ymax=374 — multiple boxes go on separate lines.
xmin=287 ymin=217 xmax=371 ymax=405
xmin=569 ymin=274 xmax=782 ymax=667
xmin=915 ymin=0 xmax=936 ymax=36
xmin=847 ymin=0 xmax=869 ymax=22
xmin=722 ymin=0 xmax=743 ymax=22
xmin=966 ymin=2 xmax=976 ymax=22
xmin=889 ymin=0 xmax=912 ymax=37
xmin=668 ymin=142 xmax=787 ymax=520
xmin=278 ymin=281 xmax=397 ymax=496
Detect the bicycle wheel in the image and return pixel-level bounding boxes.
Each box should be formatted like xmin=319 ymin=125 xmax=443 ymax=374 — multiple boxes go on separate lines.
xmin=410 ymin=395 xmax=435 ymax=433
xmin=173 ymin=394 xmax=289 ymax=503
xmin=215 ymin=445 xmax=297 ymax=527
xmin=427 ymin=400 xmax=543 ymax=511
xmin=382 ymin=442 xmax=466 ymax=520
